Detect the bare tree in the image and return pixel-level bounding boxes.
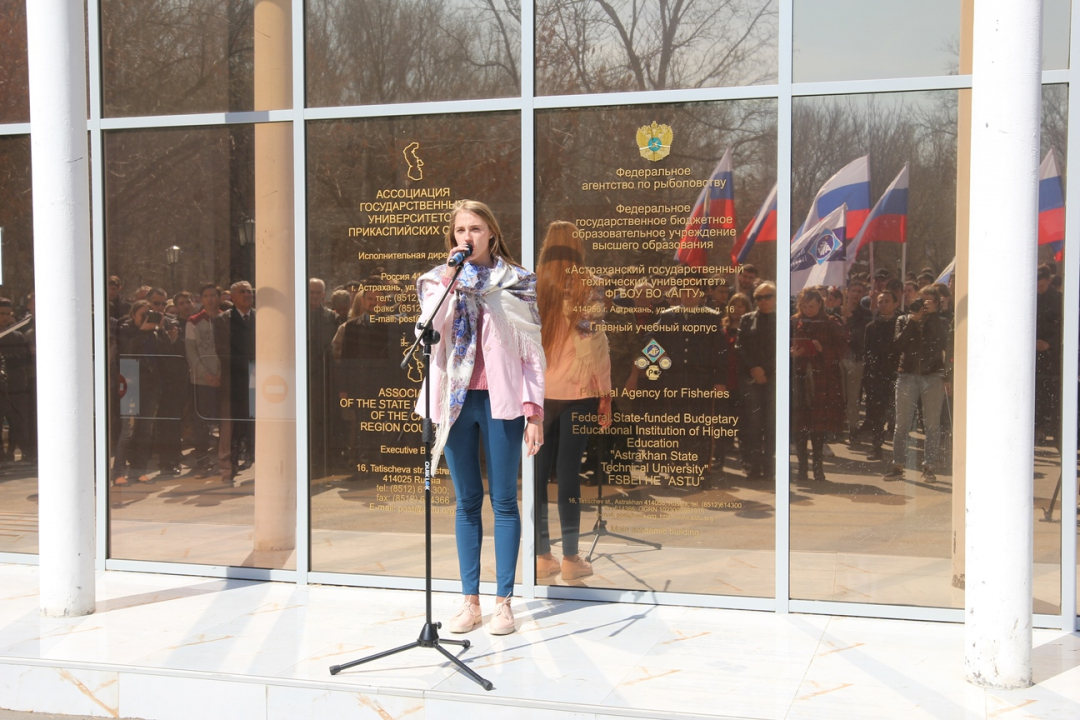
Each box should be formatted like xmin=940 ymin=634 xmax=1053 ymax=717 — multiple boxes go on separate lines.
xmin=307 ymin=0 xmax=520 ymax=107
xmin=0 ymin=2 xmax=29 ymax=123
xmin=101 ymin=0 xmax=253 ymax=117
xmin=536 ymin=0 xmax=777 ymax=94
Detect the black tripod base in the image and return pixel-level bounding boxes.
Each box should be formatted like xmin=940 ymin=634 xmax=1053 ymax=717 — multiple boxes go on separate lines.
xmin=328 ymin=622 xmax=493 ymax=691
xmin=580 ymin=519 xmax=662 ymax=562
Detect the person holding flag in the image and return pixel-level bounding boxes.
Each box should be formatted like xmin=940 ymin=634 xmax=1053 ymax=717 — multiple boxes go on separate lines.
xmin=676 ymin=148 xmax=735 ymax=267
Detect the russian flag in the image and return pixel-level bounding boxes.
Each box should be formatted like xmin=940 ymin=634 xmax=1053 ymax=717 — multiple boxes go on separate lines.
xmin=732 ymin=182 xmax=777 ymax=266
xmin=796 ymin=155 xmax=871 ymax=242
xmin=848 ymin=163 xmax=908 ymax=269
xmin=790 ymin=204 xmax=848 ymax=296
xmin=1039 ymin=149 xmax=1065 ymax=261
xmin=676 ymin=147 xmax=735 ymax=267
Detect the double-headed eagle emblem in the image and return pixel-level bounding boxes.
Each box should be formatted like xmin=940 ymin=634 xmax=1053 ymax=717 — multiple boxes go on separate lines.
xmin=636 ymin=122 xmax=673 ymax=162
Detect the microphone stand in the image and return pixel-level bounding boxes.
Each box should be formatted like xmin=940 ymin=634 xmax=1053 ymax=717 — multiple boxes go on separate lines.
xmin=330 ymin=261 xmax=493 ymax=691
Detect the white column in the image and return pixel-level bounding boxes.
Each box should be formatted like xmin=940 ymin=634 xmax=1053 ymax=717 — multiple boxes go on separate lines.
xmin=27 ymin=0 xmax=95 ymax=616
xmin=253 ymin=0 xmax=296 ymax=553
xmin=965 ymin=0 xmax=1041 ymax=689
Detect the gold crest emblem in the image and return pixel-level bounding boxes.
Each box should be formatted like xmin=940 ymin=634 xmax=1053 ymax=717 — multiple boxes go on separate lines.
xmin=403 ymin=141 xmax=424 ymax=181
xmin=637 ymin=122 xmax=673 ymax=162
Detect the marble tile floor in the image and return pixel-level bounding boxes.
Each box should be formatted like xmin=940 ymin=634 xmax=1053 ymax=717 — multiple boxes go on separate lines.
xmin=0 ymin=564 xmax=1078 ymax=719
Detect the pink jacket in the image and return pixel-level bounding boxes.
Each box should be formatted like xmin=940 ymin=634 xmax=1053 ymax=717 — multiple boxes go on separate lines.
xmin=414 ymin=275 xmax=545 ymax=423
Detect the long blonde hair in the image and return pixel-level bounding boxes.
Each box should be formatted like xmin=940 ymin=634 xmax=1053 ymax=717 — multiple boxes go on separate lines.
xmin=443 ymin=199 xmax=518 ymax=266
xmin=536 ymin=220 xmax=593 ymax=360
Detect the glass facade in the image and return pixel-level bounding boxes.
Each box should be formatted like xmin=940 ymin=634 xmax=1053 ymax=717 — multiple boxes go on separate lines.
xmin=0 ymin=133 xmax=36 ymax=555
xmin=534 ymin=100 xmax=777 ymax=596
xmin=101 ymin=0 xmax=257 ymax=117
xmin=535 ymin=0 xmax=778 ymax=94
xmin=0 ymin=3 xmax=29 ymax=124
xmin=788 ymin=90 xmax=959 ymax=608
xmin=1034 ymin=85 xmax=1068 ymax=615
xmin=104 ymin=122 xmax=297 ymax=569
xmin=793 ymin=0 xmax=1071 ymax=83
xmin=306 ymin=111 xmax=522 ymax=579
xmin=306 ymin=0 xmax=522 ymax=106
xmin=1 ymin=1 xmax=1077 ymax=626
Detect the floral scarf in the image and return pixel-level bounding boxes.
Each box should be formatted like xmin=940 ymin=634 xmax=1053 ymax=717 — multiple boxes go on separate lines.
xmin=417 ymin=258 xmax=543 ymax=469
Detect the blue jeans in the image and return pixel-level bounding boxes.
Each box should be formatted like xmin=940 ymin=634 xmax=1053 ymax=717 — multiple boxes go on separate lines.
xmin=442 ymin=390 xmax=524 ymax=597
xmin=534 ymin=397 xmax=597 ymax=557
xmin=893 ymin=372 xmax=945 ymax=470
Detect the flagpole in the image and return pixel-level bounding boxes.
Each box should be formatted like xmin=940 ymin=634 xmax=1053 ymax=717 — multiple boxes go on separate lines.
xmin=869 ymin=243 xmax=875 ymax=282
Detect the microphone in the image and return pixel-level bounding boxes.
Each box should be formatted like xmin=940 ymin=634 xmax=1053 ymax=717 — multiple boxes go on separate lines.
xmin=448 ymin=245 xmax=472 ymax=267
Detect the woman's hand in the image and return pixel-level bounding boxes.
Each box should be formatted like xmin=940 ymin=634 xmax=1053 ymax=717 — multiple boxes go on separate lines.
xmin=598 ymin=396 xmax=612 ymax=428
xmin=447 ymin=243 xmax=472 ymax=266
xmin=524 ymin=419 xmax=543 ymax=457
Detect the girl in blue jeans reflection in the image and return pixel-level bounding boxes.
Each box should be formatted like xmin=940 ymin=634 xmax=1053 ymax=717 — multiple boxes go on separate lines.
xmin=533 ymin=221 xmax=612 ymax=583
xmin=415 ymin=200 xmax=545 ymax=636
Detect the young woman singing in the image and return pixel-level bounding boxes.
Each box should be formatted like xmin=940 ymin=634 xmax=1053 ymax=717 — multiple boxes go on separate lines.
xmin=415 ymin=200 xmax=545 ymax=635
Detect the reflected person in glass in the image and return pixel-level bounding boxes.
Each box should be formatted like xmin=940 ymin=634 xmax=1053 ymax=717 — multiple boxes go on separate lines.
xmin=862 ymin=290 xmax=901 ymax=462
xmin=331 ymin=288 xmax=391 ymax=470
xmin=185 ymin=284 xmax=223 ymax=476
xmin=790 ymin=288 xmax=846 ymax=482
xmin=0 ymin=298 xmax=31 ymax=464
xmin=883 ymin=285 xmax=952 ymax=483
xmin=213 ymin=281 xmax=256 ymax=485
xmin=415 ymin=200 xmax=545 ymax=636
xmin=113 ymin=299 xmax=170 ymax=485
xmin=534 ymin=221 xmax=612 ymax=583
xmin=717 ymin=293 xmax=752 ymax=475
xmin=148 ymin=288 xmax=186 ymax=478
xmin=736 ymin=282 xmax=776 ymax=478
xmin=1035 ymin=264 xmax=1063 ymax=449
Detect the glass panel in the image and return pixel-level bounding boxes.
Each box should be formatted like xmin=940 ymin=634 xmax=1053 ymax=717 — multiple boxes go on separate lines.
xmin=0 ymin=134 xmax=37 ymax=554
xmin=1035 ymin=84 xmax=1067 ymax=615
xmin=105 ymin=123 xmax=297 ymax=569
xmin=0 ymin=2 xmax=29 ymax=123
xmin=794 ymin=1 xmax=961 ymax=83
xmin=101 ymin=0 xmax=288 ymax=117
xmin=789 ymin=91 xmax=959 ymax=607
xmin=794 ymin=0 xmax=1069 ymax=83
xmin=536 ymin=0 xmax=778 ymax=95
xmin=306 ymin=0 xmax=521 ymax=107
xmin=1044 ymin=0 xmax=1071 ymax=71
xmin=307 ymin=112 xmax=522 ymax=580
xmin=535 ymin=100 xmax=778 ymax=596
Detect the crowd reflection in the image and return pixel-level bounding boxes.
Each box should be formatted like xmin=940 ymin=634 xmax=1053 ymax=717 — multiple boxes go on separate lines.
xmin=109 ymin=278 xmax=256 ymax=487
xmin=0 ymin=295 xmax=34 ymax=465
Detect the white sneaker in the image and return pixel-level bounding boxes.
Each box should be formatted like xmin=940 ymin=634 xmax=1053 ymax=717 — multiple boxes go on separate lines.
xmin=488 ymin=598 xmax=516 ymax=635
xmin=446 ymin=600 xmax=481 ymax=633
